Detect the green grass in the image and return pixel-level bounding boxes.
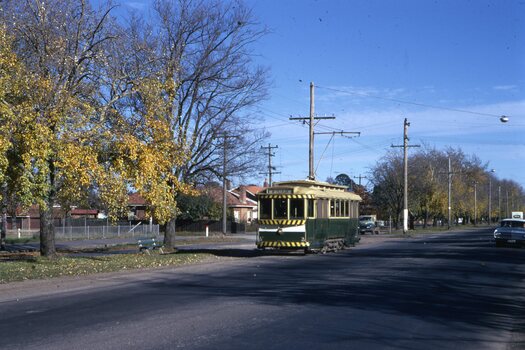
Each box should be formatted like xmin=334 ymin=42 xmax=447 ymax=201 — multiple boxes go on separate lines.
xmin=5 ymin=237 xmax=38 ymax=244
xmin=0 ymin=251 xmax=219 ymax=284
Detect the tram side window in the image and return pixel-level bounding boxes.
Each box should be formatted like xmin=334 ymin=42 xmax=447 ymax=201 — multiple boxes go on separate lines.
xmin=330 ymin=200 xmax=335 ymax=217
xmin=260 ymin=198 xmax=272 ymax=219
xmin=344 ymin=200 xmax=349 ymax=217
xmin=307 ymin=199 xmax=315 ymax=218
xmin=290 ymin=199 xmax=305 ymax=219
xmin=274 ymin=198 xmax=287 ymax=219
xmin=317 ymin=199 xmax=327 ymax=218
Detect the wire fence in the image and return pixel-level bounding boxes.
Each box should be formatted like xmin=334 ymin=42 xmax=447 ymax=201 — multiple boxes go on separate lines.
xmin=54 ymin=223 xmax=160 ymax=240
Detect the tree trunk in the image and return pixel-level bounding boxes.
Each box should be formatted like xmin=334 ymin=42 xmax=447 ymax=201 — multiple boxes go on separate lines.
xmin=1 ymin=210 xmax=7 ymax=251
xmin=40 ymin=203 xmax=56 ymax=258
xmin=40 ymin=158 xmax=57 ymax=258
xmin=10 ymin=207 xmax=17 ymax=233
xmin=164 ymin=216 xmax=177 ymax=250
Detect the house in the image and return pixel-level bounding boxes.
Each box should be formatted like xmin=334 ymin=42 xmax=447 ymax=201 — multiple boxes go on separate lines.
xmin=3 ymin=193 xmax=148 ymax=234
xmin=228 ymin=185 xmax=264 ymax=223
xmin=199 ymin=182 xmax=266 ymax=224
xmin=127 ymin=193 xmax=148 ymax=220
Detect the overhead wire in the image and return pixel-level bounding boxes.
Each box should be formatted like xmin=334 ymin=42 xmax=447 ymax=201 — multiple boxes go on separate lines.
xmin=315 ymin=85 xmax=510 ymax=119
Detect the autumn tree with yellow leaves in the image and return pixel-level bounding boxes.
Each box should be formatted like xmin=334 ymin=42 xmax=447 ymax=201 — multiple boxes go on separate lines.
xmin=1 ymin=0 xmax=270 ymax=254
xmin=0 ymin=0 xmax=126 ymax=257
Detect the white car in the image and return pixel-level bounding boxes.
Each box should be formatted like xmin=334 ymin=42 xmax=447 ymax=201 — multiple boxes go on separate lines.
xmin=494 ymin=219 xmax=525 ymax=247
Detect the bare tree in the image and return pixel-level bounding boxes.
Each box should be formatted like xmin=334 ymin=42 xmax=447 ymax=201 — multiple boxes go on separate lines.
xmin=370 ymin=151 xmax=404 ymax=229
xmin=121 ymin=0 xmax=270 ymax=247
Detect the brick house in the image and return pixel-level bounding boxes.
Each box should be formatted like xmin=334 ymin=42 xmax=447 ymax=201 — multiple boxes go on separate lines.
xmin=228 ymin=185 xmax=264 ymax=223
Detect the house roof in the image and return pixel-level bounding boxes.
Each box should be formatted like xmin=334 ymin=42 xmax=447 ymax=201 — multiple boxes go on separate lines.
xmin=128 ymin=193 xmax=147 ymax=206
xmin=71 ymin=209 xmax=98 ymax=215
xmin=245 ymin=185 xmax=265 ymax=195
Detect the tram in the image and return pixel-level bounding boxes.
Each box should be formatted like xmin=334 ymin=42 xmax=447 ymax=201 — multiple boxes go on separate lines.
xmin=257 ymin=180 xmax=362 ymax=253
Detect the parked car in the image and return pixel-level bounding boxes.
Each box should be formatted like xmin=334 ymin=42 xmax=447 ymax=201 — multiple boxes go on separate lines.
xmin=494 ymin=219 xmax=525 ymax=247
xmin=359 ymin=215 xmax=379 ymax=234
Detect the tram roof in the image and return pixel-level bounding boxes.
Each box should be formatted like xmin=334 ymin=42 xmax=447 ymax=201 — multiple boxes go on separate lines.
xmin=259 ymin=179 xmax=362 ymax=201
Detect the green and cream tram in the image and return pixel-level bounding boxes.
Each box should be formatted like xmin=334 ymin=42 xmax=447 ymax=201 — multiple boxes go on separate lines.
xmin=257 ymin=180 xmax=362 ymax=252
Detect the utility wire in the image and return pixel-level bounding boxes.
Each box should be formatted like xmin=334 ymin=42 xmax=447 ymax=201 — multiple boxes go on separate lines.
xmin=316 ymin=85 xmax=508 ymax=119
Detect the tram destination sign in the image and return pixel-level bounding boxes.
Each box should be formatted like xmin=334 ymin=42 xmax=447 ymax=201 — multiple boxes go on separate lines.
xmin=267 ymin=188 xmax=293 ymax=194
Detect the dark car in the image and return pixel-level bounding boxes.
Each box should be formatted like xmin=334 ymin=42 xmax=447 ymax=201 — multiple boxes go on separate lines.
xmin=494 ymin=219 xmax=525 ymax=247
xmin=359 ymin=221 xmax=379 ymax=234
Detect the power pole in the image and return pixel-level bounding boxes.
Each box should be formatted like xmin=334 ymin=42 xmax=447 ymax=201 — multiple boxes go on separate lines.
xmin=446 ymin=157 xmax=459 ymax=229
xmin=353 ymin=174 xmax=368 ymax=187
xmin=498 ymin=185 xmax=501 ymax=222
xmin=474 ymin=181 xmax=478 ymax=226
xmin=391 ymin=118 xmax=420 ymax=234
xmin=218 ymin=133 xmax=239 ymax=235
xmin=260 ymin=143 xmax=280 ymax=186
xmin=289 ymin=82 xmax=335 ymax=180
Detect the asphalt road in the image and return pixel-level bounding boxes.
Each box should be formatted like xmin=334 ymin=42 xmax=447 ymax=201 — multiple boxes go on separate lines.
xmin=0 ymin=228 xmax=524 ymax=350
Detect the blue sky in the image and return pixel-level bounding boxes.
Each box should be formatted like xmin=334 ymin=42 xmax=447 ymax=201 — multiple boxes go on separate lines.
xmin=114 ymin=0 xmax=525 ymax=188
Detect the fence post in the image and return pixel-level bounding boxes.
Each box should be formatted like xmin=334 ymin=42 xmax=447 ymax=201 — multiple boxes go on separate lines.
xmin=87 ymin=225 xmax=90 ymax=240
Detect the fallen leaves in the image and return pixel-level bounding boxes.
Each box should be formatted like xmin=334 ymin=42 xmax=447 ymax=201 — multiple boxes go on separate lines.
xmin=0 ymin=252 xmax=217 ymax=284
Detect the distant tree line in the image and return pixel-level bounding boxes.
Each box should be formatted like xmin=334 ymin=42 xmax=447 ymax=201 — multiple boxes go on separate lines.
xmin=0 ymin=0 xmax=269 ymax=255
xmin=368 ymin=147 xmax=524 ymax=229
xmin=329 ymin=147 xmax=524 ymax=229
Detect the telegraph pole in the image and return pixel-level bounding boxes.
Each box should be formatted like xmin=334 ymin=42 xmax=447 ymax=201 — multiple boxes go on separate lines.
xmin=290 ymin=82 xmax=335 ymax=180
xmin=260 ymin=143 xmax=280 ymax=186
xmin=309 ymin=82 xmax=314 ymax=180
xmin=474 ymin=181 xmax=478 ymax=226
xmin=353 ymin=174 xmax=368 ymax=187
xmin=391 ymin=118 xmax=420 ymax=234
xmin=218 ymin=133 xmax=239 ymax=235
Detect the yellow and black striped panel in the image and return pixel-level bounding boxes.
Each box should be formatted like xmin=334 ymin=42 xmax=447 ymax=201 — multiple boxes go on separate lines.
xmin=258 ymin=194 xmax=314 ymax=199
xmin=257 ymin=241 xmax=310 ymax=248
xmin=258 ymin=219 xmax=306 ymax=226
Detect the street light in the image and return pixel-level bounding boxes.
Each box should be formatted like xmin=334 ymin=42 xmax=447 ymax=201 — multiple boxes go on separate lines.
xmin=500 ymin=115 xmax=509 ymax=123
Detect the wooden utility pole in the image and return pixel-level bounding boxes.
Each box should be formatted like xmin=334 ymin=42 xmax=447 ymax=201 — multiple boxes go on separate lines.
xmin=218 ymin=133 xmax=239 ymax=235
xmin=474 ymin=181 xmax=478 ymax=225
xmin=260 ymin=143 xmax=280 ymax=186
xmin=353 ymin=174 xmax=368 ymax=187
xmin=391 ymin=118 xmax=420 ymax=234
xmin=289 ymin=82 xmax=335 ymax=180
xmin=442 ymin=158 xmax=464 ymax=228
xmin=309 ymin=82 xmax=315 ymax=180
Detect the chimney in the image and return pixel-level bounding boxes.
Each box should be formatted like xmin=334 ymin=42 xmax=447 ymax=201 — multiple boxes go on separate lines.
xmin=263 ymin=178 xmax=269 ymax=188
xmin=239 ymin=185 xmax=247 ymax=204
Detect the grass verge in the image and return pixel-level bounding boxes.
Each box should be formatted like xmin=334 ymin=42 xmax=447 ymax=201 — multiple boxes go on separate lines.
xmin=0 ymin=251 xmax=218 ymax=284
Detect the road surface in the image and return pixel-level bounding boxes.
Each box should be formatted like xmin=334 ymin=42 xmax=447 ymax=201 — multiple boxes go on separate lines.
xmin=0 ymin=228 xmax=523 ymax=349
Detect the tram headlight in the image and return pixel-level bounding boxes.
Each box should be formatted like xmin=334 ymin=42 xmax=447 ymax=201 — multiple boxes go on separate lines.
xmin=277 ymin=227 xmax=283 ymax=235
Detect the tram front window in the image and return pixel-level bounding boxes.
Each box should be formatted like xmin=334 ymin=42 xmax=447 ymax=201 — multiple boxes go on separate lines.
xmin=290 ymin=199 xmax=304 ymax=219
xmin=260 ymin=198 xmax=271 ymax=219
xmin=274 ymin=198 xmax=287 ymax=219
